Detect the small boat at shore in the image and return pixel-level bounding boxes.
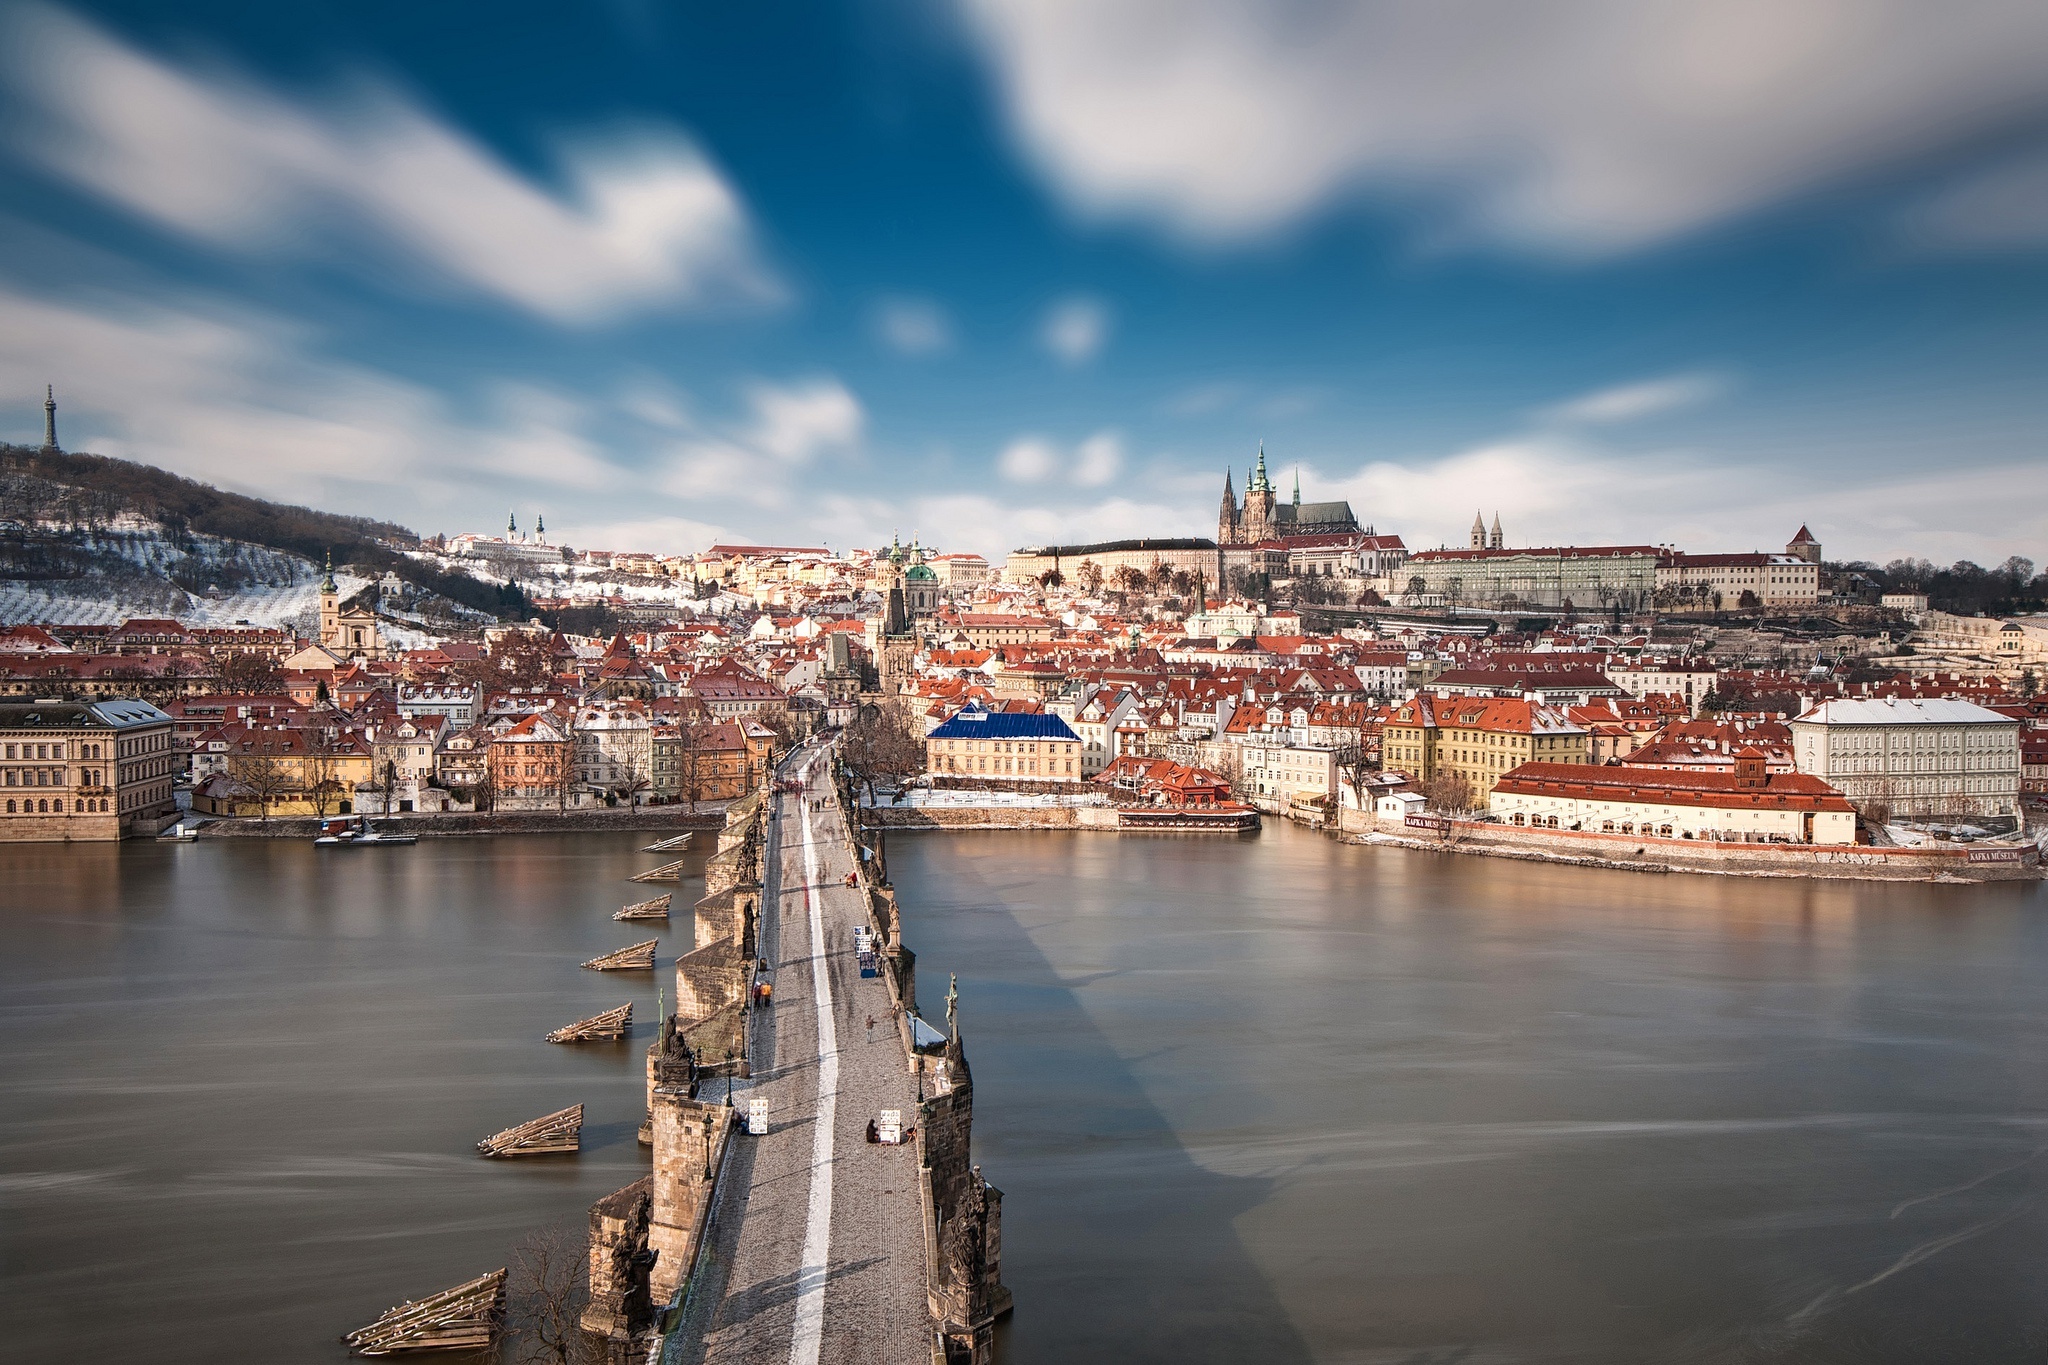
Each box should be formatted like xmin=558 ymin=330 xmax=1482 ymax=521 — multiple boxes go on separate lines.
xmin=315 ymin=817 xmax=419 ymax=847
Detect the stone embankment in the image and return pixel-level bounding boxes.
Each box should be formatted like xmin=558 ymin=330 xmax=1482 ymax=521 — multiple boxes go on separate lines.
xmin=195 ymin=805 xmax=728 ymax=839
xmin=862 ymin=804 xmax=1120 ymax=832
xmin=1338 ymin=810 xmax=2043 ymax=882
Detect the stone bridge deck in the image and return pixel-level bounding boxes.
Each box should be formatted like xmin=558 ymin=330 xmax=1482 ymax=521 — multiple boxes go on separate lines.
xmin=669 ymin=745 xmax=930 ymax=1365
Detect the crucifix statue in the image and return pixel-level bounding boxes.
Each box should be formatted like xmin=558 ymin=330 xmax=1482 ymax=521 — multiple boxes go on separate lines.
xmin=945 ymin=973 xmax=959 ymax=1041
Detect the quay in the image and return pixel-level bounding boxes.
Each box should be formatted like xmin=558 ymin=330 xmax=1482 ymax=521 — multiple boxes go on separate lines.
xmin=578 ymin=737 xmax=1010 ymax=1365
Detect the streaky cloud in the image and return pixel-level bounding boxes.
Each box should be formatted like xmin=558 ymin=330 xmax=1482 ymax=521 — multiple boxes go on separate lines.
xmin=4 ymin=2 xmax=780 ymax=324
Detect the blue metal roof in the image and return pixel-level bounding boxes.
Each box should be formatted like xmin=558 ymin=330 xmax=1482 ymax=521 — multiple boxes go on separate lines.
xmin=926 ymin=707 xmax=1081 ymax=742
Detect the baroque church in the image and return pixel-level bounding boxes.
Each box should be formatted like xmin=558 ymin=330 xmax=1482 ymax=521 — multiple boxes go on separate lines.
xmin=1217 ymin=447 xmax=1361 ymax=545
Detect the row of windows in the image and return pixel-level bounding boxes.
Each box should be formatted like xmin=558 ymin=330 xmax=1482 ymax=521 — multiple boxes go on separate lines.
xmin=5 ymin=797 xmax=109 ymax=814
xmin=2 ymin=741 xmax=107 ymax=760
xmin=935 ymin=755 xmax=1076 ymax=775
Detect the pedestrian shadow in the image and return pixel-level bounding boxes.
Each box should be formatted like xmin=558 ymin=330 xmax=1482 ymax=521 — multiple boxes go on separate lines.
xmin=891 ymin=839 xmax=1317 ymax=1365
xmin=716 ymin=1253 xmax=889 ymax=1325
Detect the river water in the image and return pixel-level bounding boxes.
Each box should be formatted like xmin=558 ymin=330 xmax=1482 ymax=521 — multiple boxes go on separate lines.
xmin=3 ymin=824 xmax=2046 ymax=1362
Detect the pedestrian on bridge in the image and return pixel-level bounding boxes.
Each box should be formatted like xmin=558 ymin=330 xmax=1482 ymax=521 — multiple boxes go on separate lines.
xmin=866 ymin=1014 xmax=875 ymax=1043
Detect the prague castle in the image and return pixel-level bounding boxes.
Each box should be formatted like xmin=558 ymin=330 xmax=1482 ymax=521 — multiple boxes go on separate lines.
xmin=1217 ymin=446 xmax=1360 ymax=544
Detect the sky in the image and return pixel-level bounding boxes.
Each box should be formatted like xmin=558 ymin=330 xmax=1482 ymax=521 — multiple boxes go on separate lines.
xmin=1 ymin=0 xmax=2046 ymax=565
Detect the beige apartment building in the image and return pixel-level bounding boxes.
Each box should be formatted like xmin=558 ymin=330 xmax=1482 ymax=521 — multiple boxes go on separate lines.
xmin=2 ymin=699 xmax=178 ymax=841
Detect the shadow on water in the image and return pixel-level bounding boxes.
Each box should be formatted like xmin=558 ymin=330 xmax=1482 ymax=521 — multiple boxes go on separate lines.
xmin=890 ymin=833 xmax=1316 ymax=1365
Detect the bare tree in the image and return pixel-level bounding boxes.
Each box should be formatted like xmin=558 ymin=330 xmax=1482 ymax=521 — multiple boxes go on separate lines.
xmin=841 ymin=700 xmax=924 ymax=803
xmin=1332 ymin=742 xmax=1377 ymax=810
xmin=1077 ymin=559 xmax=1104 ymax=596
xmin=1420 ymin=770 xmax=1474 ymax=814
xmin=224 ymin=747 xmax=293 ymax=822
xmin=506 ymin=1224 xmax=599 ymax=1365
xmin=304 ymin=728 xmax=344 ymax=818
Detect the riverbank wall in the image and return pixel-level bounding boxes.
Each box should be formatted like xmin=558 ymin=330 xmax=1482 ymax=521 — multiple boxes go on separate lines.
xmin=863 ymin=804 xmax=1120 ymax=832
xmin=1338 ymin=810 xmax=2042 ymax=882
xmin=193 ymin=806 xmax=728 ymax=839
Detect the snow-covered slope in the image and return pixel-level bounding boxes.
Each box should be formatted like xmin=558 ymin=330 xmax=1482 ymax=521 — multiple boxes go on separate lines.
xmin=1 ymin=515 xmax=371 ymax=632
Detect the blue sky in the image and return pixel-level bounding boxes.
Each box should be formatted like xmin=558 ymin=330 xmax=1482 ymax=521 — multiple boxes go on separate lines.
xmin=2 ymin=0 xmax=2046 ymax=564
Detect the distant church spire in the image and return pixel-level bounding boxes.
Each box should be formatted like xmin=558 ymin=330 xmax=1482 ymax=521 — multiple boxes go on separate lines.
xmin=1292 ymin=465 xmax=1301 ymax=506
xmin=1490 ymin=512 xmax=1503 ymax=551
xmin=1471 ymin=510 xmax=1486 ymax=550
xmin=1251 ymin=443 xmax=1271 ymax=493
xmin=321 ymin=549 xmax=336 ymax=593
xmin=507 ymin=510 xmax=518 ymax=542
xmin=41 ymin=385 xmax=58 ymax=453
xmin=535 ymin=512 xmax=545 ymax=545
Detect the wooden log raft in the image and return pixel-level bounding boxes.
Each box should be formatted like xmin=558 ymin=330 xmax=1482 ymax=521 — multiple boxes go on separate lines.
xmin=630 ymin=859 xmax=688 ymax=883
xmin=643 ymin=833 xmax=694 ymax=852
xmin=545 ymin=1003 xmax=632 ymax=1043
xmin=613 ymin=894 xmax=671 ymax=922
xmin=583 ymin=940 xmax=657 ymax=972
xmin=343 ymin=1268 xmax=507 ymax=1355
xmin=477 ymin=1103 xmax=583 ymax=1157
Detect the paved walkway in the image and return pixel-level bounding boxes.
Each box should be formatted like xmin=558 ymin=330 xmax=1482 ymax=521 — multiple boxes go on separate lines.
xmin=671 ymin=742 xmax=929 ymax=1365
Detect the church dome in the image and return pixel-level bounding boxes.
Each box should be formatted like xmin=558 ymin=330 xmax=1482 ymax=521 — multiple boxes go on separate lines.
xmin=905 ymin=562 xmax=937 ymax=582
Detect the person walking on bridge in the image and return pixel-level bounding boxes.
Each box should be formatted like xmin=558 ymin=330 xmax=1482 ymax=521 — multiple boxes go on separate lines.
xmin=866 ymin=1013 xmax=876 ymax=1043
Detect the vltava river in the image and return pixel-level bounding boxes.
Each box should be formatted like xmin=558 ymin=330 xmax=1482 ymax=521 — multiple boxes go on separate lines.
xmin=3 ymin=823 xmax=2046 ymax=1362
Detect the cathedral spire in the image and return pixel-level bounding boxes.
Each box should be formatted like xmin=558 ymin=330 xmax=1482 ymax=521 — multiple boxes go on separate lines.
xmin=1251 ymin=443 xmax=1271 ymax=493
xmin=1292 ymin=465 xmax=1300 ymax=506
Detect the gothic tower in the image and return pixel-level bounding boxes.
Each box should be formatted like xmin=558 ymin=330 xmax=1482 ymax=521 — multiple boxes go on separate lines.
xmin=1470 ymin=510 xmax=1486 ymax=550
xmin=1490 ymin=513 xmax=1503 ymax=550
xmin=1241 ymin=445 xmax=1276 ymax=543
xmin=1217 ymin=468 xmax=1238 ymax=543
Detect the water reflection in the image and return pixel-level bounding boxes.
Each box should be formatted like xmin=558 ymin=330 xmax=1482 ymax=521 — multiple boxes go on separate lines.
xmin=0 ymin=832 xmax=705 ymax=1363
xmin=892 ymin=822 xmax=2048 ymax=1364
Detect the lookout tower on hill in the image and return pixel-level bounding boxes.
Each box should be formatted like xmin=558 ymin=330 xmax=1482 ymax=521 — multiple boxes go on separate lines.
xmin=40 ymin=386 xmax=59 ymax=453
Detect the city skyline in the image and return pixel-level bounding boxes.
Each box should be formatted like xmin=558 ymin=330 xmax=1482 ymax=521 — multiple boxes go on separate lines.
xmin=1 ymin=1 xmax=2046 ymax=563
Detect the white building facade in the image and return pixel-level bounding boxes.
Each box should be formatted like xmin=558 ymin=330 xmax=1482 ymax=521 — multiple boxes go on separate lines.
xmin=1790 ymin=698 xmax=2021 ymax=824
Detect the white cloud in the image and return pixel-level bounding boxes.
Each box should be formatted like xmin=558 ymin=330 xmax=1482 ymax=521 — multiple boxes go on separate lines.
xmin=657 ymin=377 xmax=867 ymax=509
xmin=955 ymin=0 xmax=2048 ymax=254
xmin=1072 ymin=431 xmax=1123 ymax=486
xmin=997 ymin=436 xmax=1060 ymax=482
xmin=4 ymin=3 xmax=777 ymax=323
xmin=741 ymin=378 xmax=864 ymax=462
xmin=1899 ymin=147 xmax=2048 ymax=252
xmin=1317 ymin=437 xmax=2048 ymax=564
xmin=998 ymin=430 xmax=1123 ymax=485
xmin=0 ymin=280 xmax=629 ymax=523
xmin=1040 ymin=295 xmax=1110 ymax=364
xmin=1542 ymin=371 xmax=1729 ymax=425
xmin=872 ymin=296 xmax=954 ymax=355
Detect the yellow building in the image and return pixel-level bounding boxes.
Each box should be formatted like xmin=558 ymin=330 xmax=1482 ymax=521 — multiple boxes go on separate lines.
xmin=192 ymin=724 xmax=376 ymax=817
xmin=1382 ymin=694 xmax=1588 ymax=803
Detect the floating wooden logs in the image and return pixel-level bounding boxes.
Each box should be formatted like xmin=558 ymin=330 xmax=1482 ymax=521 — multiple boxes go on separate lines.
xmin=630 ymin=859 xmax=688 ymax=883
xmin=476 ymin=1103 xmax=584 ymax=1157
xmin=613 ymin=894 xmax=671 ymax=922
xmin=545 ymin=1003 xmax=632 ymax=1043
xmin=583 ymin=940 xmax=657 ymax=972
xmin=643 ymin=833 xmax=694 ymax=852
xmin=343 ymin=1268 xmax=507 ymax=1355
